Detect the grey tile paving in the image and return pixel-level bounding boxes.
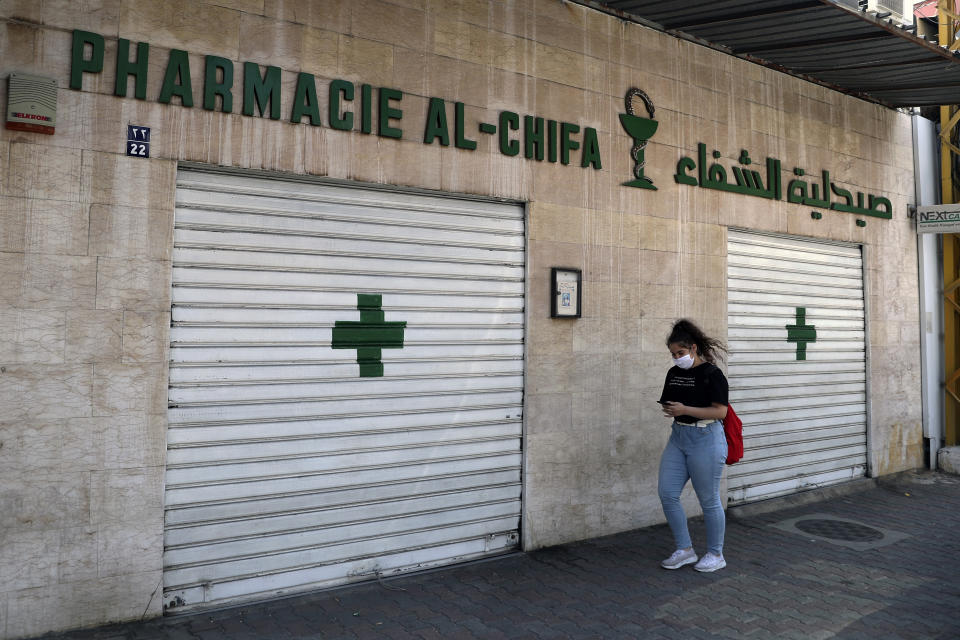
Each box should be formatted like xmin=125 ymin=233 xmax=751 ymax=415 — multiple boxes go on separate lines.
xmin=29 ymin=471 xmax=960 ymax=640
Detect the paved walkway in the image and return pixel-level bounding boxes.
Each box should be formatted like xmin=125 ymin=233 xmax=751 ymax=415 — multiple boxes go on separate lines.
xmin=34 ymin=471 xmax=960 ymax=640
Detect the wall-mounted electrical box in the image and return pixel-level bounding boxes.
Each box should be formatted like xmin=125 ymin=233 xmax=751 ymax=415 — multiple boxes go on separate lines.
xmin=6 ymin=72 xmax=58 ymax=134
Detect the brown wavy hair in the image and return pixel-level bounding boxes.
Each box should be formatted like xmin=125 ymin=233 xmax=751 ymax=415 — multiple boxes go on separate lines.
xmin=666 ymin=319 xmax=727 ymax=364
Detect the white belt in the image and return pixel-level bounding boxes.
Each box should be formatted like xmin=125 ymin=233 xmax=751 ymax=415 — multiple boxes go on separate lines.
xmin=675 ymin=419 xmax=717 ymax=427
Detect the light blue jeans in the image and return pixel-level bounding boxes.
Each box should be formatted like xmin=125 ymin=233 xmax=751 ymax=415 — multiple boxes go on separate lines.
xmin=657 ymin=420 xmax=727 ymax=555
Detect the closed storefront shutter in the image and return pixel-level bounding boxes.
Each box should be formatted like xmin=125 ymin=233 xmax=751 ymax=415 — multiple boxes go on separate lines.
xmin=726 ymin=230 xmax=868 ymax=504
xmin=163 ymin=168 xmax=525 ymax=610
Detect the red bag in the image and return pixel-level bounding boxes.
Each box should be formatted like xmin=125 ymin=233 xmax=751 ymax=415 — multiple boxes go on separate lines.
xmin=722 ymin=404 xmax=743 ymax=465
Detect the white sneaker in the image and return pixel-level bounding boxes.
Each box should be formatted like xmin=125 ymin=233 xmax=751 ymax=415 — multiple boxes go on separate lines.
xmin=661 ymin=548 xmax=698 ymax=569
xmin=694 ymin=552 xmax=726 ymax=572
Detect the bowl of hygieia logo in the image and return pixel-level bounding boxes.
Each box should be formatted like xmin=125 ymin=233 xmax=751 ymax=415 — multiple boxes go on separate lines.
xmin=619 ymin=88 xmax=658 ymax=190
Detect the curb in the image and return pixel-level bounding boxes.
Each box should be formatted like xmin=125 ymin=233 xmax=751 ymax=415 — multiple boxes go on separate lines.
xmin=726 ymin=477 xmax=879 ymax=520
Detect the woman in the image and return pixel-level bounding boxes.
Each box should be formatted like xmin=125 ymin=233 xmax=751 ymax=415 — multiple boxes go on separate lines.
xmin=657 ymin=319 xmax=729 ymax=572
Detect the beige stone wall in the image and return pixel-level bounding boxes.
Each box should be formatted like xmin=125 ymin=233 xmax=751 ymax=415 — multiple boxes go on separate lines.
xmin=2 ymin=3 xmax=175 ymax=638
xmin=0 ymin=0 xmax=920 ymax=636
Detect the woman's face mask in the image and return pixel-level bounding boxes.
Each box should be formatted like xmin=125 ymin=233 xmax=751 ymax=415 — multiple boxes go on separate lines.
xmin=668 ymin=343 xmax=697 ymax=369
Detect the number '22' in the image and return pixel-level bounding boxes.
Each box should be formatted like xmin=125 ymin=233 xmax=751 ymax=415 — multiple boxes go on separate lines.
xmin=128 ymin=142 xmax=147 ymax=156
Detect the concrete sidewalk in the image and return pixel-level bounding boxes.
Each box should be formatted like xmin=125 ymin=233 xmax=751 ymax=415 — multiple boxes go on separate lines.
xmin=33 ymin=471 xmax=960 ymax=640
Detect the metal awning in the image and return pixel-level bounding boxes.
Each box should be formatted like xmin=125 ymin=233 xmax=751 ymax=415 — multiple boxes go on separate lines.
xmin=575 ymin=0 xmax=960 ymax=108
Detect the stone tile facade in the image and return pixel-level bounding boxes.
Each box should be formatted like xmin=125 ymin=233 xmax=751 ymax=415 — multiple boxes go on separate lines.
xmin=0 ymin=0 xmax=921 ymax=637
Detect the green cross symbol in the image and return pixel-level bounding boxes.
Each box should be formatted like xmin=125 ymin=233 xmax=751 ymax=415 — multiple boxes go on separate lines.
xmin=331 ymin=294 xmax=406 ymax=377
xmin=786 ymin=307 xmax=816 ymax=361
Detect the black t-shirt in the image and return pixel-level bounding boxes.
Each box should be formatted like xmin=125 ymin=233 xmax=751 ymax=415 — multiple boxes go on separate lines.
xmin=658 ymin=362 xmax=729 ymax=424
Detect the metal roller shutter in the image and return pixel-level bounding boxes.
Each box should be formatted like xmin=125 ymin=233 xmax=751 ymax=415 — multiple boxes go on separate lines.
xmin=726 ymin=230 xmax=867 ymax=504
xmin=163 ymin=168 xmax=525 ymax=610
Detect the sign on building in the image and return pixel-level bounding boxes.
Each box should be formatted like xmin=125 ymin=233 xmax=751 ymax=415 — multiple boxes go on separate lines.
xmin=916 ymin=205 xmax=960 ymax=234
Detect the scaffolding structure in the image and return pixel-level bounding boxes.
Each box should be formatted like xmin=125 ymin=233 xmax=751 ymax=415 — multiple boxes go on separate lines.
xmin=941 ymin=0 xmax=960 ymax=446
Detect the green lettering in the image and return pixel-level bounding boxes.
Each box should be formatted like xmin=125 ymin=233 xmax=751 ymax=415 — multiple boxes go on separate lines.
xmin=524 ymin=115 xmax=544 ymax=160
xmin=203 ymin=56 xmax=234 ymax=112
xmin=329 ymin=79 xmax=354 ymax=130
xmin=158 ymin=49 xmax=194 ymax=107
xmin=455 ymin=102 xmax=477 ymax=150
xmin=242 ymin=62 xmax=281 ymax=119
xmin=378 ymin=87 xmax=403 ymax=139
xmin=547 ymin=119 xmax=558 ymax=163
xmin=499 ymin=111 xmax=520 ymax=156
xmin=561 ymin=122 xmax=580 ymax=165
xmin=423 ymin=97 xmax=450 ymax=146
xmin=291 ymin=72 xmax=321 ymax=125
xmin=114 ymin=39 xmax=149 ymax=100
xmin=70 ymin=30 xmax=104 ymax=90
xmin=581 ymin=126 xmax=601 ymax=169
xmin=361 ymin=84 xmax=373 ymax=134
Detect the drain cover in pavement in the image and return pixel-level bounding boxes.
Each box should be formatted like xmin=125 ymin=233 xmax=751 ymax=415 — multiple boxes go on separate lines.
xmin=771 ymin=513 xmax=909 ymax=551
xmin=794 ymin=518 xmax=884 ymax=541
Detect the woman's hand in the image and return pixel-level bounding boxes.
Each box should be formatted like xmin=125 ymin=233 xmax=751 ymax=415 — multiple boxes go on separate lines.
xmin=661 ymin=401 xmax=685 ymax=417
xmin=662 ymin=402 xmax=727 ymax=420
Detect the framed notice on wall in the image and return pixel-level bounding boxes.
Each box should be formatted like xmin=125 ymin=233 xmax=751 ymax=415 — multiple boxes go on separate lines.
xmin=551 ymin=267 xmax=581 ymax=318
